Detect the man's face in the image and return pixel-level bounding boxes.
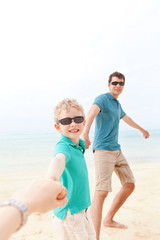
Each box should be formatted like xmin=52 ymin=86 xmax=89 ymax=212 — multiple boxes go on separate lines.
xmin=108 ymin=76 xmax=125 ymax=98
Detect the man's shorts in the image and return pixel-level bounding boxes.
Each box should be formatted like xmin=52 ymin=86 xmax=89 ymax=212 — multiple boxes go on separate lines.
xmin=53 ymin=209 xmax=96 ymax=240
xmin=94 ymin=149 xmax=135 ymax=192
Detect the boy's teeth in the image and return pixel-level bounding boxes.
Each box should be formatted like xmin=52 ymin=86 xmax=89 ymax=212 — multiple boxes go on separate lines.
xmin=70 ymin=129 xmax=78 ymax=133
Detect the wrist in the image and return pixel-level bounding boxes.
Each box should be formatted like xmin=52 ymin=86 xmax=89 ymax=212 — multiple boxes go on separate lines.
xmin=0 ymin=199 xmax=28 ymax=231
xmin=139 ymin=127 xmax=144 ymax=133
xmin=82 ymin=132 xmax=89 ymax=139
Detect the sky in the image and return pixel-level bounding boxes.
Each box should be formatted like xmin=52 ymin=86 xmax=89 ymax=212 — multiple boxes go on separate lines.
xmin=0 ymin=0 xmax=160 ymax=134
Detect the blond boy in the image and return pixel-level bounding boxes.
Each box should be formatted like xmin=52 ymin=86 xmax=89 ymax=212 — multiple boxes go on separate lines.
xmin=47 ymin=99 xmax=96 ymax=240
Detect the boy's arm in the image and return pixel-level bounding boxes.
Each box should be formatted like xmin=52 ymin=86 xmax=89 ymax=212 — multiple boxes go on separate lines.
xmin=46 ymin=153 xmax=66 ymax=180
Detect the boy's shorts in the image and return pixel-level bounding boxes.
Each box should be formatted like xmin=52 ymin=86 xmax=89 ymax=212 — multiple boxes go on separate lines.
xmin=53 ymin=209 xmax=96 ymax=240
xmin=94 ymin=149 xmax=135 ymax=192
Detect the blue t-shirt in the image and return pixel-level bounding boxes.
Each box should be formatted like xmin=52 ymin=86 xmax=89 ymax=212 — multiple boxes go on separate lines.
xmin=93 ymin=92 xmax=126 ymax=151
xmin=53 ymin=134 xmax=91 ymax=220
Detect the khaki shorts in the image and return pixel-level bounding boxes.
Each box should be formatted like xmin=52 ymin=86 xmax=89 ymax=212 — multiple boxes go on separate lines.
xmin=53 ymin=209 xmax=96 ymax=240
xmin=94 ymin=149 xmax=135 ymax=192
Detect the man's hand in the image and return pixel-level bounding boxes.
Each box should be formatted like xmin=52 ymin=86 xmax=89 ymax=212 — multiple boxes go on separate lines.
xmin=81 ymin=134 xmax=91 ymax=149
xmin=142 ymin=129 xmax=150 ymax=139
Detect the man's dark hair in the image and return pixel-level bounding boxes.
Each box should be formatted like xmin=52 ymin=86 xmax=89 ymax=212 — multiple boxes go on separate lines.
xmin=108 ymin=71 xmax=125 ymax=83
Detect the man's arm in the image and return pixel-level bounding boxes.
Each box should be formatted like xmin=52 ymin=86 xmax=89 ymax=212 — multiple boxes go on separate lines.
xmin=46 ymin=153 xmax=65 ymax=180
xmin=122 ymin=115 xmax=150 ymax=139
xmin=82 ymin=104 xmax=100 ymax=149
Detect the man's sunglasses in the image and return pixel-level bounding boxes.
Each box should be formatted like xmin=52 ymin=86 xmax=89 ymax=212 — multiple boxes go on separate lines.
xmin=57 ymin=116 xmax=84 ymax=125
xmin=110 ymin=81 xmax=125 ymax=86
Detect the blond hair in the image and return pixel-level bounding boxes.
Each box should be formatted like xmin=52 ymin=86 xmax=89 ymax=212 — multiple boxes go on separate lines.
xmin=54 ymin=98 xmax=85 ymax=122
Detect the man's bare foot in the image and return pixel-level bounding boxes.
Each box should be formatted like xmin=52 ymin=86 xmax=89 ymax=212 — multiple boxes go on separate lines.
xmin=103 ymin=219 xmax=128 ymax=229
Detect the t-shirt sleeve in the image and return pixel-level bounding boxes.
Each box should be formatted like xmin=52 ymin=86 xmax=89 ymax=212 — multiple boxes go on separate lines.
xmin=54 ymin=142 xmax=70 ymax=163
xmin=120 ymin=105 xmax=126 ymax=119
xmin=93 ymin=94 xmax=106 ymax=112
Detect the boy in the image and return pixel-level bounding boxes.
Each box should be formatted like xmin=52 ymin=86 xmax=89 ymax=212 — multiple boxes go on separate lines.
xmin=47 ymin=98 xmax=96 ymax=240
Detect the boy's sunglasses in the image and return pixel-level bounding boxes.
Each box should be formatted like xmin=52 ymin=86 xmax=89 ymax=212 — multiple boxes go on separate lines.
xmin=57 ymin=116 xmax=84 ymax=125
xmin=110 ymin=81 xmax=125 ymax=86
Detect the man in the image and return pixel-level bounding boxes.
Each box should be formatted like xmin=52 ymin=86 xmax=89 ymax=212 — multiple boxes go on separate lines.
xmin=82 ymin=71 xmax=150 ymax=240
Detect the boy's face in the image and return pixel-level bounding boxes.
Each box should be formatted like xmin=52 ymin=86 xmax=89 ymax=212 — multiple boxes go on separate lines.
xmin=55 ymin=107 xmax=85 ymax=145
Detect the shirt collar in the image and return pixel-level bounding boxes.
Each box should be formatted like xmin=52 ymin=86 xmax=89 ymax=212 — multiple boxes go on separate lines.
xmin=107 ymin=92 xmax=117 ymax=101
xmin=60 ymin=134 xmax=85 ymax=153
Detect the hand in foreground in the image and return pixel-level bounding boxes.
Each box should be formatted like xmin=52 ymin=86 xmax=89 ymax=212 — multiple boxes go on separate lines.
xmin=12 ymin=178 xmax=68 ymax=214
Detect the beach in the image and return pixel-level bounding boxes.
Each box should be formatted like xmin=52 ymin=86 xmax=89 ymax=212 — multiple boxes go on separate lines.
xmin=0 ymin=131 xmax=159 ymax=239
xmin=0 ymin=162 xmax=160 ymax=240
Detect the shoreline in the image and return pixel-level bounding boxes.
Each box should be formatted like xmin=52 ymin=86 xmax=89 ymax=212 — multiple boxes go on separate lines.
xmin=0 ymin=162 xmax=160 ymax=240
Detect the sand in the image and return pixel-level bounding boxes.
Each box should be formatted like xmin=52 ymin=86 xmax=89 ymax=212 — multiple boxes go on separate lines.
xmin=0 ymin=162 xmax=160 ymax=240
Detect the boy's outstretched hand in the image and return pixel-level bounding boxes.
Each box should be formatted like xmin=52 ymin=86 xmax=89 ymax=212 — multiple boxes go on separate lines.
xmin=57 ymin=187 xmax=68 ymax=200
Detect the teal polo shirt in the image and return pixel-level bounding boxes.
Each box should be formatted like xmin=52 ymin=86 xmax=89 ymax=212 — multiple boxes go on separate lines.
xmin=93 ymin=92 xmax=126 ymax=151
xmin=53 ymin=134 xmax=91 ymax=220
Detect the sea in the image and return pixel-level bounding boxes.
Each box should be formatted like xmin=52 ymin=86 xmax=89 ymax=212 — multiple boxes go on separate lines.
xmin=0 ymin=129 xmax=159 ymax=174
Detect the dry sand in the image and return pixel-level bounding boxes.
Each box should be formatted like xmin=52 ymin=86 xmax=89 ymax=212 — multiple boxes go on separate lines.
xmin=0 ymin=162 xmax=160 ymax=240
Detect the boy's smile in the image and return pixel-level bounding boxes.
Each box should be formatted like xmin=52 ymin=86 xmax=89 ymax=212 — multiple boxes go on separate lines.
xmin=69 ymin=129 xmax=79 ymax=133
xmin=55 ymin=107 xmax=85 ymax=145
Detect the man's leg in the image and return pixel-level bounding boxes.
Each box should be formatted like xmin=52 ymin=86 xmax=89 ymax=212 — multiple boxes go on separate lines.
xmin=90 ymin=190 xmax=108 ymax=240
xmin=92 ymin=149 xmax=116 ymax=239
xmin=103 ymin=182 xmax=135 ymax=228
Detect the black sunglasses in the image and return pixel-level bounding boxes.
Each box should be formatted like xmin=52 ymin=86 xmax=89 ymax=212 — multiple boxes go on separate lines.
xmin=57 ymin=116 xmax=84 ymax=125
xmin=110 ymin=81 xmax=125 ymax=86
